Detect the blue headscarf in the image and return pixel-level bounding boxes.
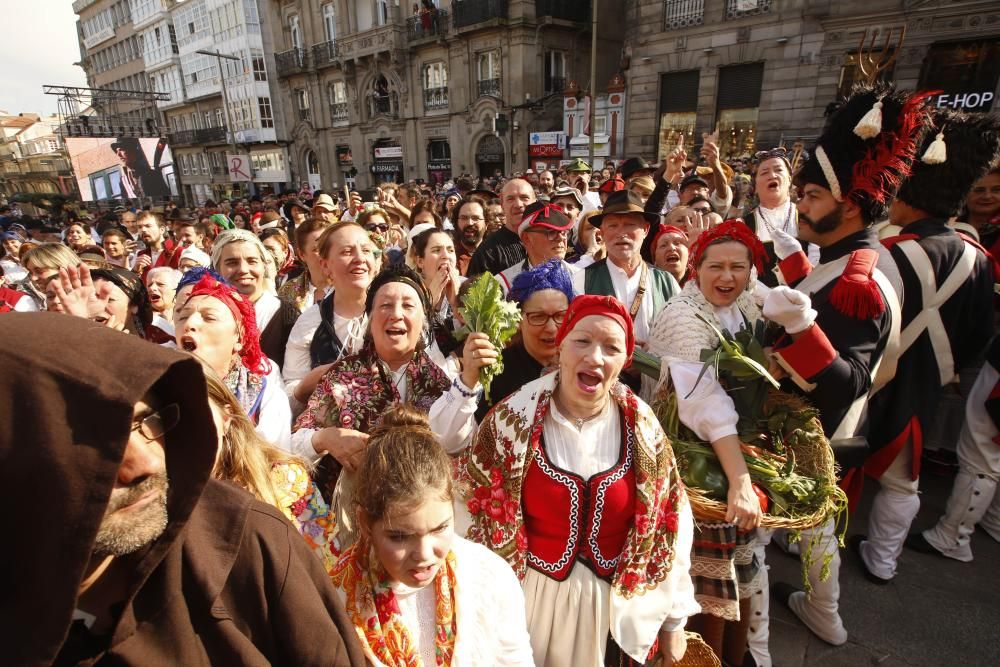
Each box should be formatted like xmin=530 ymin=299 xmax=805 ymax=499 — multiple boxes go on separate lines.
xmin=508 ymin=259 xmax=575 ymax=305
xmin=177 ymin=266 xmax=227 ymax=292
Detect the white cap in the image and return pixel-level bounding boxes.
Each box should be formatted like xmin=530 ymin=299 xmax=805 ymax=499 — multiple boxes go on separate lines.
xmin=179 ymin=246 xmax=211 ymax=267
xmin=406 ymin=222 xmax=436 ymax=246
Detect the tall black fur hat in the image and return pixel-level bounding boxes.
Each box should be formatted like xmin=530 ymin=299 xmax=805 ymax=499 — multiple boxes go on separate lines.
xmin=895 ymin=109 xmax=1000 ymax=219
xmin=795 ymin=83 xmax=932 ymax=223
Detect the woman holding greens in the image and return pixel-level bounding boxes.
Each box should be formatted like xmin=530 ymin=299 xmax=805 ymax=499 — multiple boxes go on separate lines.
xmin=647 ymin=220 xmax=768 ymax=665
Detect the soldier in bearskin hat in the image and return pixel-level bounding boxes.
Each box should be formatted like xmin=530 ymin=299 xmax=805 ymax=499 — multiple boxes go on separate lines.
xmin=858 ymin=109 xmax=1000 ymax=579
xmin=759 ymin=83 xmax=932 ymax=646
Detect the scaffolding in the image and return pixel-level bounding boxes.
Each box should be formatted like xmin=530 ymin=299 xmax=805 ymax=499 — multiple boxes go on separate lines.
xmin=43 ymin=85 xmax=170 ymax=139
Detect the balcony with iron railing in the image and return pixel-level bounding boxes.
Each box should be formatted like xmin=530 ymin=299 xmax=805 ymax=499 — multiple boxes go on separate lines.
xmin=725 ymin=0 xmax=771 ymax=20
xmin=298 ymin=107 xmax=312 ymax=122
xmin=169 ymin=126 xmax=228 ymax=147
xmin=536 ymin=0 xmax=590 ymax=22
xmin=312 ymin=40 xmax=340 ymax=68
xmin=275 ymin=48 xmax=308 ymax=77
xmin=330 ymin=102 xmax=349 ymax=124
xmin=453 ymin=0 xmax=508 ymax=29
xmin=477 ymin=78 xmax=502 ymax=98
xmin=663 ymin=0 xmax=705 ymax=29
xmin=424 ymin=87 xmax=449 ymax=110
xmin=407 ymin=8 xmax=449 ymax=41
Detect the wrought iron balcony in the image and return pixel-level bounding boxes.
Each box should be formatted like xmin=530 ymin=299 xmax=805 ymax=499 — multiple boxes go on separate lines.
xmin=275 ymin=48 xmax=308 ymax=77
xmin=477 ymin=77 xmax=502 ymax=98
xmin=536 ymin=0 xmax=590 ymax=22
xmin=407 ymin=8 xmax=449 ymax=40
xmin=312 ymin=40 xmax=340 ymax=68
xmin=169 ymin=126 xmax=227 ymax=147
xmin=664 ymin=0 xmax=704 ymax=29
xmin=725 ymin=0 xmax=771 ymax=20
xmin=330 ymin=102 xmax=349 ymax=123
xmin=424 ymin=87 xmax=449 ymax=110
xmin=453 ymin=0 xmax=508 ymax=29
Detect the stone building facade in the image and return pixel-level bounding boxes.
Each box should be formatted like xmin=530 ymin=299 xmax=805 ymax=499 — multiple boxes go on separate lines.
xmin=0 ymin=115 xmax=79 ymax=200
xmin=623 ymin=0 xmax=1000 ymax=162
xmin=264 ymin=0 xmax=623 ymax=191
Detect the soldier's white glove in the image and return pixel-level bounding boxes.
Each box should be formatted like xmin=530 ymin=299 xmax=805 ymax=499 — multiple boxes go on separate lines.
xmin=770 ymin=226 xmax=804 ymax=260
xmin=763 ymin=286 xmax=816 ymax=334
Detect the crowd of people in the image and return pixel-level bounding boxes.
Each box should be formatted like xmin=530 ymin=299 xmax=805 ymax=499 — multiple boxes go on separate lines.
xmin=2 ymin=82 xmax=1000 ymax=667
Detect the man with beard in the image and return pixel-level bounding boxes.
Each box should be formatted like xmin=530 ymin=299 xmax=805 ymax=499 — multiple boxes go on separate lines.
xmin=133 ymin=212 xmax=181 ymax=277
xmin=465 ymin=178 xmax=535 ymax=277
xmin=857 ymin=110 xmax=998 ymax=580
xmin=453 ymin=196 xmax=487 ymax=276
xmin=496 ymin=200 xmax=578 ymax=293
xmin=537 ymin=169 xmax=555 ymax=197
xmin=0 ymin=313 xmax=364 ymax=666
xmin=760 ymin=85 xmax=928 ymax=650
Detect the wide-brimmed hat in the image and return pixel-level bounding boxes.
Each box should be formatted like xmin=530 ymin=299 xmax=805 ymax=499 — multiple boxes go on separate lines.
xmin=169 ymin=208 xmax=196 ymax=222
xmin=313 ymin=194 xmax=337 ymax=212
xmin=565 ymin=158 xmax=591 ymax=173
xmin=619 ymin=157 xmax=656 ymax=180
xmin=517 ymin=201 xmax=574 ymax=235
xmin=589 ymin=190 xmax=659 ymax=227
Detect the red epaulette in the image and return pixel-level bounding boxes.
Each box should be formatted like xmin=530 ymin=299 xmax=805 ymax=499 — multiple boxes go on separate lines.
xmin=880 ymin=233 xmax=920 ymax=249
xmin=829 ymin=248 xmax=885 ymax=319
xmin=956 ymin=232 xmax=1000 ymax=282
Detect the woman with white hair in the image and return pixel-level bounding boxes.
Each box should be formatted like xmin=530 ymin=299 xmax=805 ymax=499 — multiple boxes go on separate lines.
xmin=145 ymin=266 xmax=182 ymax=343
xmin=211 ymin=229 xmax=300 ymax=369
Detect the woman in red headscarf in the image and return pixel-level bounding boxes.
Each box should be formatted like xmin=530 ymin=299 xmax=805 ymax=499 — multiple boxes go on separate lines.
xmin=647 ymin=220 xmax=769 ymax=665
xmin=174 ymin=273 xmax=292 ymax=450
xmin=464 ymin=294 xmax=698 ymax=667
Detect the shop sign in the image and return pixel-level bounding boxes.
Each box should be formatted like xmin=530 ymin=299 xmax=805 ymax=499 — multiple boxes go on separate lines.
xmin=529 ymin=132 xmax=566 ymax=148
xmin=428 ymin=160 xmax=451 ymax=171
xmin=476 ymin=152 xmax=504 ymax=162
xmin=932 ymin=91 xmax=995 ymax=112
xmin=374 ymin=146 xmax=403 ymax=159
xmin=373 ymin=163 xmax=402 ymax=173
xmin=529 ymin=144 xmax=563 ymax=157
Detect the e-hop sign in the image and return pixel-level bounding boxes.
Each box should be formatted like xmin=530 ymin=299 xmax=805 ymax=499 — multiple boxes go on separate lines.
xmin=228 ymin=154 xmax=252 ymax=182
xmin=933 ymin=91 xmax=995 ymax=113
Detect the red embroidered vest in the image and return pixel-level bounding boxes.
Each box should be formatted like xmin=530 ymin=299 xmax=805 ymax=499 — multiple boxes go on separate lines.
xmin=522 ymin=429 xmax=636 ymax=581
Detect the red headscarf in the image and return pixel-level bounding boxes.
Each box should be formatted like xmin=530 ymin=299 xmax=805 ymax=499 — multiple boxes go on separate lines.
xmin=555 ymin=294 xmax=635 ymax=367
xmin=651 ymin=224 xmax=687 ymax=252
xmin=687 ymin=219 xmax=767 ymax=281
xmin=184 ymin=275 xmax=270 ymax=375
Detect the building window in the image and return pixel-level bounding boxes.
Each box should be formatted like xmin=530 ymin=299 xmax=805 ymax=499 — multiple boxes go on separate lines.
xmin=323 ymin=3 xmax=337 ymax=41
xmin=370 ymin=74 xmax=398 ymax=117
xmin=329 ymin=82 xmax=348 ymax=122
xmin=715 ymin=62 xmax=764 ymax=159
xmin=180 ymin=154 xmax=189 ymax=176
xmin=216 ymin=108 xmax=224 ymax=128
xmin=423 ymin=62 xmax=448 ymax=109
xmin=296 ymin=89 xmax=311 ymax=121
xmin=258 ymin=97 xmax=274 ymax=128
xmin=204 ymin=111 xmax=213 ymax=128
xmin=289 ymin=15 xmax=301 ymax=50
xmin=918 ymin=39 xmax=1000 ymax=113
xmin=593 ymin=116 xmax=607 ymax=136
xmin=377 ymin=0 xmax=390 ymax=26
xmin=544 ymin=51 xmax=565 ymax=94
xmin=657 ymin=70 xmax=699 ymax=162
xmin=477 ymin=50 xmax=502 ymax=98
xmin=725 ymin=0 xmax=771 ymax=20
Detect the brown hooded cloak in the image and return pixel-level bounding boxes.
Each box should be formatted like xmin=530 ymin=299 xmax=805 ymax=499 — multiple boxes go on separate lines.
xmin=0 ymin=313 xmax=364 ymax=666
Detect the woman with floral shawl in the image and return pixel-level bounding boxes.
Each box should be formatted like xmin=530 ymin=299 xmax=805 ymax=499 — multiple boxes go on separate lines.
xmin=292 ymin=264 xmax=452 ymax=550
xmin=464 ymin=294 xmax=699 ymax=666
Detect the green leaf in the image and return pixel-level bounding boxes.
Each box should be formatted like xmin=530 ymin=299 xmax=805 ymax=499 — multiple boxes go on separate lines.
xmin=456 ymin=274 xmax=523 ymax=402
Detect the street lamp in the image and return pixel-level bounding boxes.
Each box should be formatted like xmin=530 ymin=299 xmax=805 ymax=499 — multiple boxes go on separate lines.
xmin=195 ymin=49 xmax=243 ymax=193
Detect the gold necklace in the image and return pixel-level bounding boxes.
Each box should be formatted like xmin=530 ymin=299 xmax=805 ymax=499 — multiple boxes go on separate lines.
xmin=553 ymin=391 xmax=607 ymax=430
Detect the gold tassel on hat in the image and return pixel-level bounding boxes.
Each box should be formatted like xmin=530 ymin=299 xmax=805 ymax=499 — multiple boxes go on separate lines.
xmin=921 ymin=131 xmax=947 ymax=165
xmin=854 ymin=98 xmax=883 ymax=139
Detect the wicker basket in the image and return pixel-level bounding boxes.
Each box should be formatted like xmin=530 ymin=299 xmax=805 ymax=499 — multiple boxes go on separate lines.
xmin=650 ymin=631 xmax=721 ymax=667
xmin=658 ymin=387 xmax=845 ymax=531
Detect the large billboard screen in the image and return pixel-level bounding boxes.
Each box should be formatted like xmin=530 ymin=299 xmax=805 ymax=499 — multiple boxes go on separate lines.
xmin=66 ymin=137 xmax=178 ymax=202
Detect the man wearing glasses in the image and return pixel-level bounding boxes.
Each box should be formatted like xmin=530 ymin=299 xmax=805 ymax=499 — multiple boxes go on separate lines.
xmin=497 ymin=200 xmax=579 ymax=294
xmin=0 ymin=313 xmax=363 ymax=665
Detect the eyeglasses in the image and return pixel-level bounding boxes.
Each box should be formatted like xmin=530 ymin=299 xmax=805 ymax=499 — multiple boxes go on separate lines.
xmin=523 ymin=309 xmax=567 ymax=327
xmin=131 ymin=404 xmax=180 ymax=441
xmin=366 ymin=224 xmax=389 ymax=233
xmin=524 ymin=228 xmax=568 ymax=242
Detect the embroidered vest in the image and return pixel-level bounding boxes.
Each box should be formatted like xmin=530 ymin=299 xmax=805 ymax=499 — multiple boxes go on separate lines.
xmin=583 ymin=259 xmax=677 ymax=316
xmin=522 ymin=428 xmax=636 ymax=581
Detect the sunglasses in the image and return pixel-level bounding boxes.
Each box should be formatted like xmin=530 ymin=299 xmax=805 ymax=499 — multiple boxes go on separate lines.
xmin=753 ymin=147 xmax=789 ymax=162
xmin=366 ymin=223 xmax=389 ymax=233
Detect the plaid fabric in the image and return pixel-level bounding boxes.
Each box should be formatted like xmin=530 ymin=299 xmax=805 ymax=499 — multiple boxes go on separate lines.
xmin=689 ymin=520 xmax=762 ymax=621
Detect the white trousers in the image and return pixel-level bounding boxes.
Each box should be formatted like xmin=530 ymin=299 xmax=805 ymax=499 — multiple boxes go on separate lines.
xmin=747 ymin=529 xmax=772 ymax=667
xmin=861 ymin=440 xmax=921 ymax=580
xmin=786 ymin=518 xmax=846 ymax=645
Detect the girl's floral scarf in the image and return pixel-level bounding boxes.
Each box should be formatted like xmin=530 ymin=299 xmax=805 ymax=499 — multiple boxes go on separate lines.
xmin=463 ymin=370 xmax=688 ymax=662
xmin=331 ymin=538 xmax=458 ymax=666
xmin=320 ymin=342 xmax=451 ymax=432
xmin=224 ymin=363 xmax=266 ymax=424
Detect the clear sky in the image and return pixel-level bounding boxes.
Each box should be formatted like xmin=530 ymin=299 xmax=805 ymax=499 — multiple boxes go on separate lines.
xmin=0 ymin=0 xmax=90 ymax=116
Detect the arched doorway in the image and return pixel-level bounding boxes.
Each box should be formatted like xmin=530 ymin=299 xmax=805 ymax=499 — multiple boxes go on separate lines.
xmin=306 ymin=150 xmax=321 ymax=192
xmin=475 ymin=135 xmax=505 ymax=179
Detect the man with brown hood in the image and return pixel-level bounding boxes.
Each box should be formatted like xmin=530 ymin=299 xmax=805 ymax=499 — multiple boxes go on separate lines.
xmin=0 ymin=313 xmax=364 ymax=666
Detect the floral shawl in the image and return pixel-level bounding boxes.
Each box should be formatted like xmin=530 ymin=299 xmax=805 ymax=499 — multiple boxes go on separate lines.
xmin=464 ymin=371 xmax=690 ymax=663
xmin=294 ymin=341 xmax=452 ymax=435
xmin=272 ymin=461 xmax=340 ymax=573
xmin=330 ymin=539 xmax=458 ymax=666
xmin=277 ymin=268 xmax=314 ymax=314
